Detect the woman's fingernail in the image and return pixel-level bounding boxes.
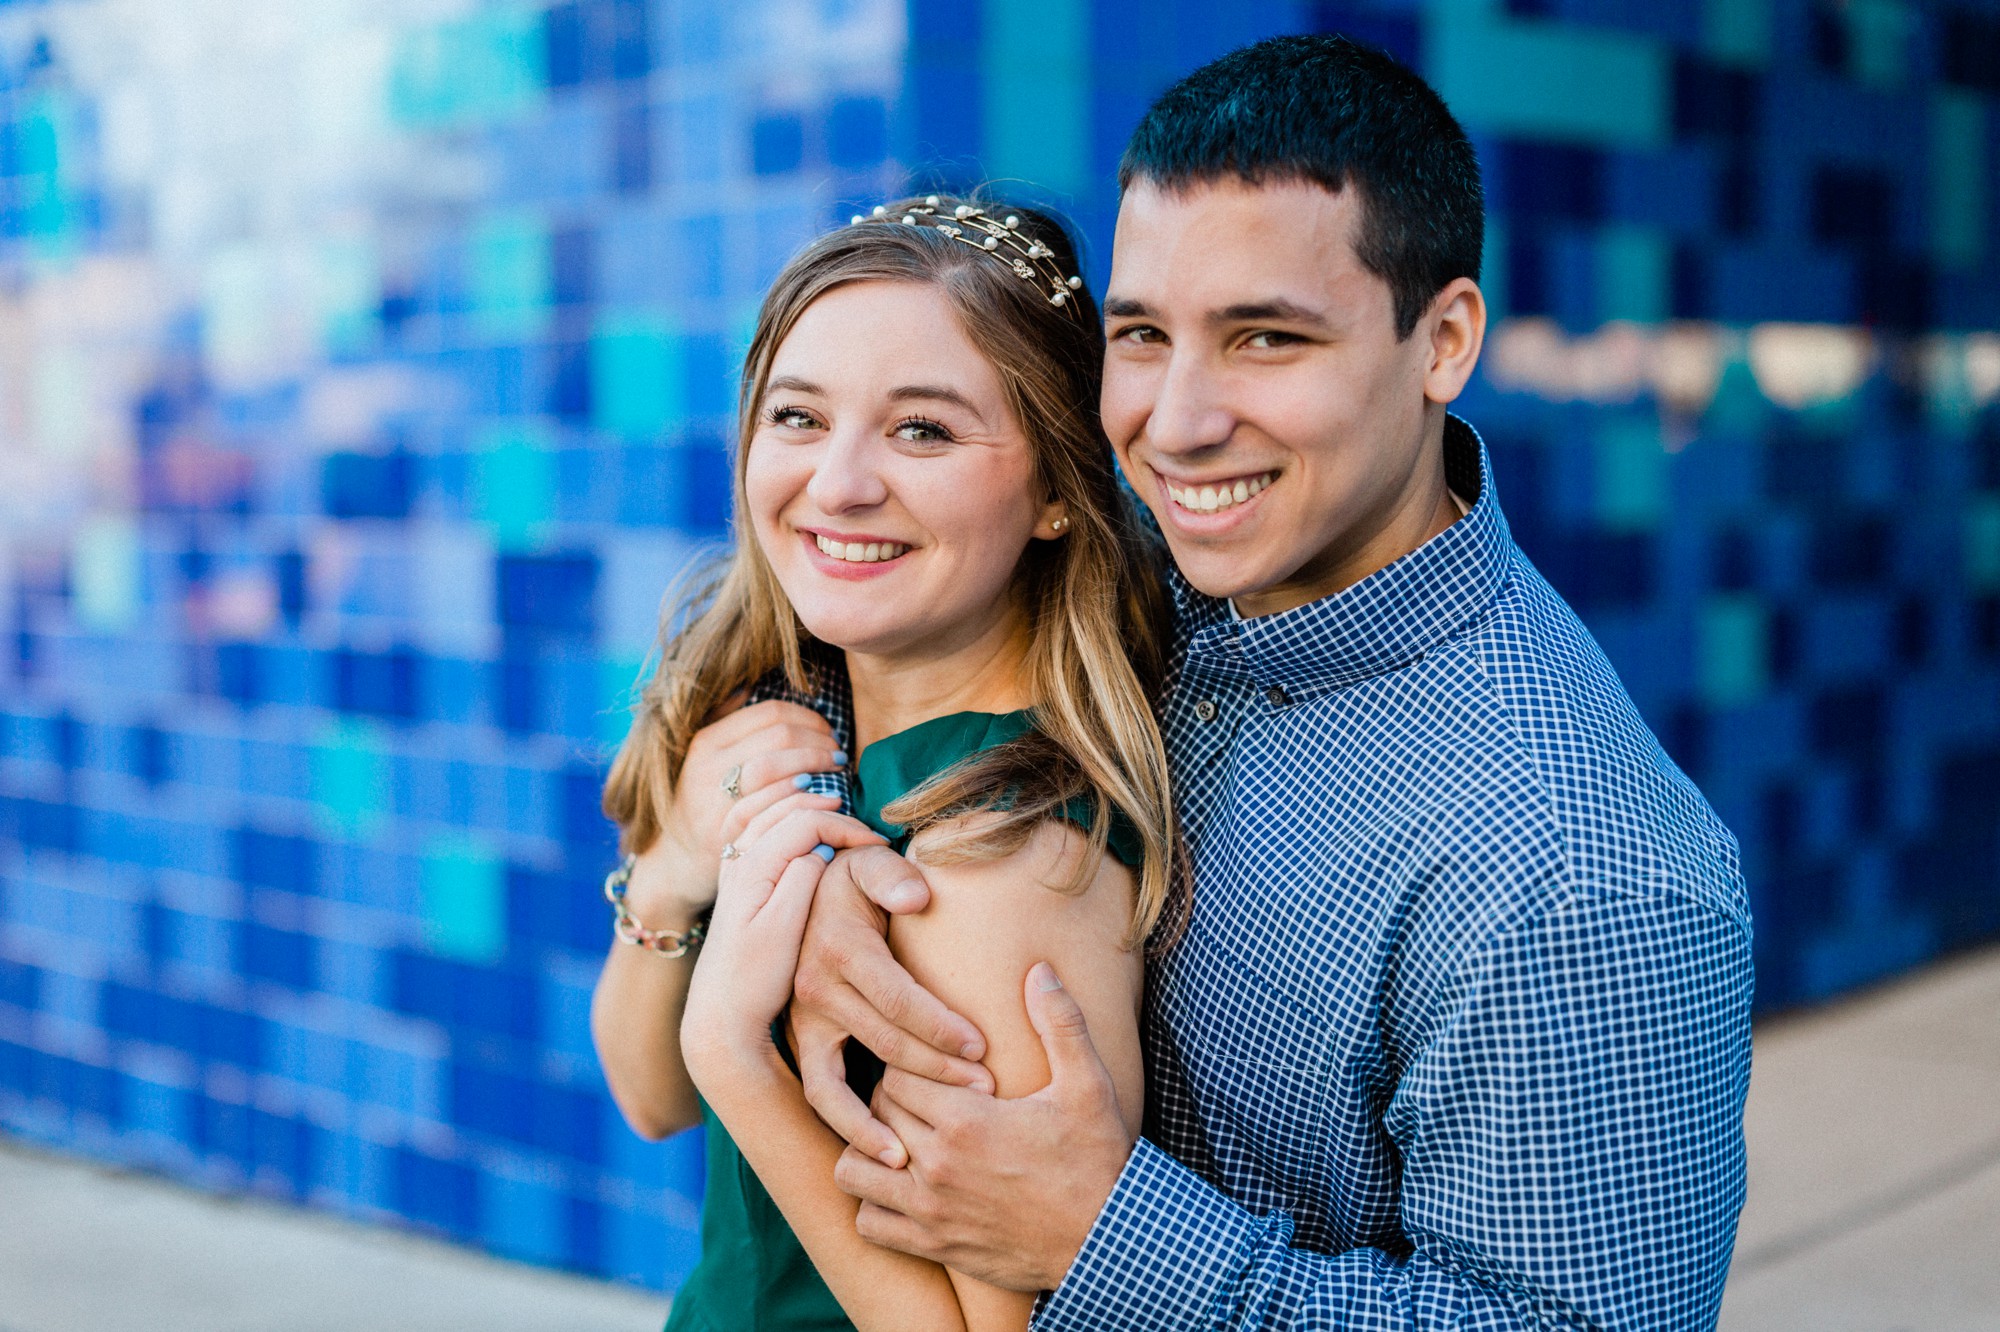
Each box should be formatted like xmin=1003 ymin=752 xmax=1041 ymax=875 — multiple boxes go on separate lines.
xmin=1032 ymin=962 xmax=1063 ymax=992
xmin=831 ymin=749 xmax=848 ymax=766
xmin=792 ymin=774 xmax=812 ymax=789
xmin=812 ymin=844 xmax=836 ymax=863
xmin=878 ymin=1146 xmax=904 ymax=1168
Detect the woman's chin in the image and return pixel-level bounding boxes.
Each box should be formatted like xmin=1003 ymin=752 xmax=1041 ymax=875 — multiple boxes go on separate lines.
xmin=792 ymin=613 xmax=915 ymax=659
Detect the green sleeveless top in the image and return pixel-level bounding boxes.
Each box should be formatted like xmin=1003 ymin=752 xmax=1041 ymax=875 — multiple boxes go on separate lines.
xmin=662 ymin=710 xmax=1141 ymax=1331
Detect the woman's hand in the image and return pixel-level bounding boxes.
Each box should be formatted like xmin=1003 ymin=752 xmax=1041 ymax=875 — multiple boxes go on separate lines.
xmin=626 ymin=700 xmax=847 ymax=927
xmin=683 ymin=808 xmax=887 ymax=1086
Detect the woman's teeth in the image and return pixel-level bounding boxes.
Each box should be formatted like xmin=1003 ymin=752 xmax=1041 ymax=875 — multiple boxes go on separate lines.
xmin=814 ymin=534 xmax=908 ymax=563
xmin=1166 ymin=472 xmax=1274 ymax=514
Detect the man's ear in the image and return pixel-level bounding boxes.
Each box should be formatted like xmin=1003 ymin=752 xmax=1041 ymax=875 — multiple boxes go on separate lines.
xmin=1422 ymin=277 xmax=1486 ymax=407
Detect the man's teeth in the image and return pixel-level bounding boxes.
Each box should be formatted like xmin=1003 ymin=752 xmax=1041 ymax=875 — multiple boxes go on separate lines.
xmin=815 ymin=534 xmax=909 ymax=562
xmin=1166 ymin=473 xmax=1275 ymax=514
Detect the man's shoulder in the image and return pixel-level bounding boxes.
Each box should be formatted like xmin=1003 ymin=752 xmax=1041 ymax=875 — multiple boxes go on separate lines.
xmin=1417 ymin=554 xmax=1744 ymax=918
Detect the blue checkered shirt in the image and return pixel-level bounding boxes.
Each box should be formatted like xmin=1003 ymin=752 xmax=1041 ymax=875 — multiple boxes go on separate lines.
xmin=1034 ymin=418 xmax=1754 ymax=1330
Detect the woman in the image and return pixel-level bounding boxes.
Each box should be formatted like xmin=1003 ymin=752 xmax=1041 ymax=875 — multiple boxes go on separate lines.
xmin=590 ymin=195 xmax=1177 ymax=1331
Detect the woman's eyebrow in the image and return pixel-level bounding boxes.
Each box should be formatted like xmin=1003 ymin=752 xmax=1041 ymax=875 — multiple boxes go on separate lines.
xmin=763 ymin=375 xmax=824 ymax=397
xmin=888 ymin=383 xmax=986 ymax=425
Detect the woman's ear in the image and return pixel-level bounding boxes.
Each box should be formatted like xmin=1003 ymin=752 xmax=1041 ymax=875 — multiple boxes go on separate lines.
xmin=1036 ymin=502 xmax=1071 ymax=539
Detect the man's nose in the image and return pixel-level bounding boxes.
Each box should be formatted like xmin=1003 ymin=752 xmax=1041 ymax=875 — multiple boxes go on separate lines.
xmin=804 ymin=431 xmax=890 ymax=512
xmin=1142 ymin=352 xmax=1236 ymax=459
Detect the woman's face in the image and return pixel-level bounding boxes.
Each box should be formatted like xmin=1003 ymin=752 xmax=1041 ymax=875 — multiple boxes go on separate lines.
xmin=745 ymin=280 xmax=1061 ymax=663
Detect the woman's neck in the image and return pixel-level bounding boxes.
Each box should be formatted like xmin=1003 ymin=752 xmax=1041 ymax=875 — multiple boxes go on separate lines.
xmin=843 ymin=609 xmax=1035 ymax=752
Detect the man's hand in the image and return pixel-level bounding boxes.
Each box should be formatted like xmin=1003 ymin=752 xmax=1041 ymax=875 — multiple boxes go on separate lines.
xmin=791 ymin=845 xmax=994 ymax=1167
xmin=831 ymin=964 xmax=1135 ymax=1292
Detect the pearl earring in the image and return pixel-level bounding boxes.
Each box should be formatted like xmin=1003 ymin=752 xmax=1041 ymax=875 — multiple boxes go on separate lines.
xmin=1050 ymin=517 xmax=1067 ymax=532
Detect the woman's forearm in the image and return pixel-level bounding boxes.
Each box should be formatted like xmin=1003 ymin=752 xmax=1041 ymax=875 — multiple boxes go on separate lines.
xmin=591 ymin=844 xmax=712 ymax=1139
xmin=699 ymin=1044 xmax=970 ymax=1332
xmin=591 ymin=935 xmax=702 ymax=1138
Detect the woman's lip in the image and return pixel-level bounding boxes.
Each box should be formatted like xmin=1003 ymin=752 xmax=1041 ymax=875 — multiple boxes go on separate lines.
xmin=800 ymin=530 xmax=909 ymax=579
xmin=801 ymin=527 xmax=911 ymax=546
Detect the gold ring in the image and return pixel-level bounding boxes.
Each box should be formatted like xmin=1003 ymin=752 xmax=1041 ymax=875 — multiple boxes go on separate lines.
xmin=721 ymin=764 xmax=742 ymax=799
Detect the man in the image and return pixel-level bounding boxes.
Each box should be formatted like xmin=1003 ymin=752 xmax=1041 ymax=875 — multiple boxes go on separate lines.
xmin=790 ymin=34 xmax=1753 ymax=1329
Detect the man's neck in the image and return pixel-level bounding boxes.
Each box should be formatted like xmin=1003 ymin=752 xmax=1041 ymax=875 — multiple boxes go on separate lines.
xmin=843 ymin=612 xmax=1035 ymax=753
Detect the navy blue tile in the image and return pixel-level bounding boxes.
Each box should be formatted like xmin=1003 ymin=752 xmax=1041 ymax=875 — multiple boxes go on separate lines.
xmin=394 ymin=1146 xmax=480 ymax=1237
xmin=497 ymin=552 xmax=599 ymax=637
xmin=241 ymin=921 xmax=316 ymax=990
xmin=752 ymin=112 xmax=805 ymax=175
xmin=234 ymin=828 xmax=321 ymax=895
xmin=321 ymin=452 xmax=414 ymax=519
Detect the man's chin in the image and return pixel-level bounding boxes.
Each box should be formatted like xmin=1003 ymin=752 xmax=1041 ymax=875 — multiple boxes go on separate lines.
xmin=1165 ymin=551 xmax=1273 ymax=606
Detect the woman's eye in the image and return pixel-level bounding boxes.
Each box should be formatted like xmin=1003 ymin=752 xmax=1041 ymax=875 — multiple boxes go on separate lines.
xmin=894 ymin=417 xmax=953 ymax=444
xmin=768 ymin=406 xmax=822 ymax=430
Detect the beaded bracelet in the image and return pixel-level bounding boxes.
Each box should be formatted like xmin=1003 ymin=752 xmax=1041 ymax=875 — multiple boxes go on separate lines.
xmin=603 ymin=854 xmax=708 ymax=957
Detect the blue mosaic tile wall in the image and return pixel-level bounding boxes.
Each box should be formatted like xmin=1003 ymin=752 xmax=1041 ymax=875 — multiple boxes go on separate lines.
xmin=0 ymin=0 xmax=1995 ymax=1290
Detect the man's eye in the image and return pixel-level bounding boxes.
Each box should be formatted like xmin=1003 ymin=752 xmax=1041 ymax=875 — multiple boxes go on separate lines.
xmin=1244 ymin=330 xmax=1301 ymax=349
xmin=1113 ymin=325 xmax=1166 ymax=345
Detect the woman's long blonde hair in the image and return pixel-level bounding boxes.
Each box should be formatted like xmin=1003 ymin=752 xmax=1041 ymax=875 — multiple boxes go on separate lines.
xmin=602 ymin=195 xmax=1182 ymax=947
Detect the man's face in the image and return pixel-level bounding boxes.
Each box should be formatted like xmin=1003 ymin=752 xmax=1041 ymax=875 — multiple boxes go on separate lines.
xmin=1102 ymin=176 xmax=1454 ymax=614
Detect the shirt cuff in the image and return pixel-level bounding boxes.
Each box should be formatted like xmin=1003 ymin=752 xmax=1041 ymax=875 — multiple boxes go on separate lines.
xmin=1033 ymin=1137 xmax=1263 ymax=1331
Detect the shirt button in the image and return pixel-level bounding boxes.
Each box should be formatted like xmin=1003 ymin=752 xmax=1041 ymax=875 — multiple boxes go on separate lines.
xmin=1264 ymin=685 xmax=1290 ymax=708
xmin=1194 ymin=699 xmax=1218 ymax=722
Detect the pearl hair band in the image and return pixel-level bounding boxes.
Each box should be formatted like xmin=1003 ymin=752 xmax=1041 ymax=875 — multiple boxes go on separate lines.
xmin=850 ymin=196 xmax=1087 ymax=318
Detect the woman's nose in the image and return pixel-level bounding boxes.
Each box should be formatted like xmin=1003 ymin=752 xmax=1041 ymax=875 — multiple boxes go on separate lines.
xmin=803 ymin=432 xmax=890 ymax=513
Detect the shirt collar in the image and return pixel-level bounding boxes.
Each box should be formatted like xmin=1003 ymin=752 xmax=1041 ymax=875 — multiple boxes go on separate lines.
xmin=1172 ymin=416 xmax=1511 ymax=697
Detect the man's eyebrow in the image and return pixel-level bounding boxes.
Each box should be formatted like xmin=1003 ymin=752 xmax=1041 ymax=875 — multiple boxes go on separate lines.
xmin=1210 ymin=298 xmax=1333 ymax=328
xmin=887 ymin=383 xmax=986 ymax=423
xmin=1100 ymin=296 xmax=1334 ymax=328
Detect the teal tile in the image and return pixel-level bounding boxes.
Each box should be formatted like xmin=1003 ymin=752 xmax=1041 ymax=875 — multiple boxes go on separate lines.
xmin=1595 ymin=418 xmax=1667 ymax=533
xmin=1967 ymin=494 xmax=2000 ymax=592
xmin=313 ymin=720 xmax=391 ymax=837
xmin=591 ymin=315 xmax=684 ymax=440
xmin=1429 ymin=2 xmax=1667 ymax=147
xmin=420 ymin=835 xmax=506 ymax=964
xmin=1597 ymin=225 xmax=1668 ymax=325
xmin=389 ymin=9 xmax=544 ymax=129
xmin=1701 ymin=0 xmax=1771 ymax=65
xmin=474 ymin=422 xmax=558 ymax=550
xmin=1846 ymin=0 xmax=1913 ymax=90
xmin=982 ymin=0 xmax=1088 ymax=195
xmin=468 ymin=214 xmax=552 ymax=341
xmin=71 ymin=516 xmax=141 ymax=633
xmin=1931 ymin=90 xmax=1988 ymax=273
xmin=1698 ymin=593 xmax=1766 ymax=707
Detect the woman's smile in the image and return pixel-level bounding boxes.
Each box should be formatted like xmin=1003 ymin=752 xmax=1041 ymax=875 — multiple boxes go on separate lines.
xmin=801 ymin=527 xmax=915 ymax=578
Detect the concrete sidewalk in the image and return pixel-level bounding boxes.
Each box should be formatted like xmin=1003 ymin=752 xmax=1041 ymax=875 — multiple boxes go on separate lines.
xmin=0 ymin=1140 xmax=664 ymax=1332
xmin=1720 ymin=943 xmax=2000 ymax=1330
xmin=3 ymin=945 xmax=1997 ymax=1331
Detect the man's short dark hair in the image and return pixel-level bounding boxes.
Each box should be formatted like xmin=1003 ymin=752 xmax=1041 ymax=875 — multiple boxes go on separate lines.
xmin=1120 ymin=34 xmax=1484 ymax=340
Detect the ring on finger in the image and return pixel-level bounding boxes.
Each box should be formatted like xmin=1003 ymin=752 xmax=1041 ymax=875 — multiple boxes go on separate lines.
xmin=720 ymin=842 xmax=742 ymax=861
xmin=721 ymin=763 xmax=743 ymax=800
